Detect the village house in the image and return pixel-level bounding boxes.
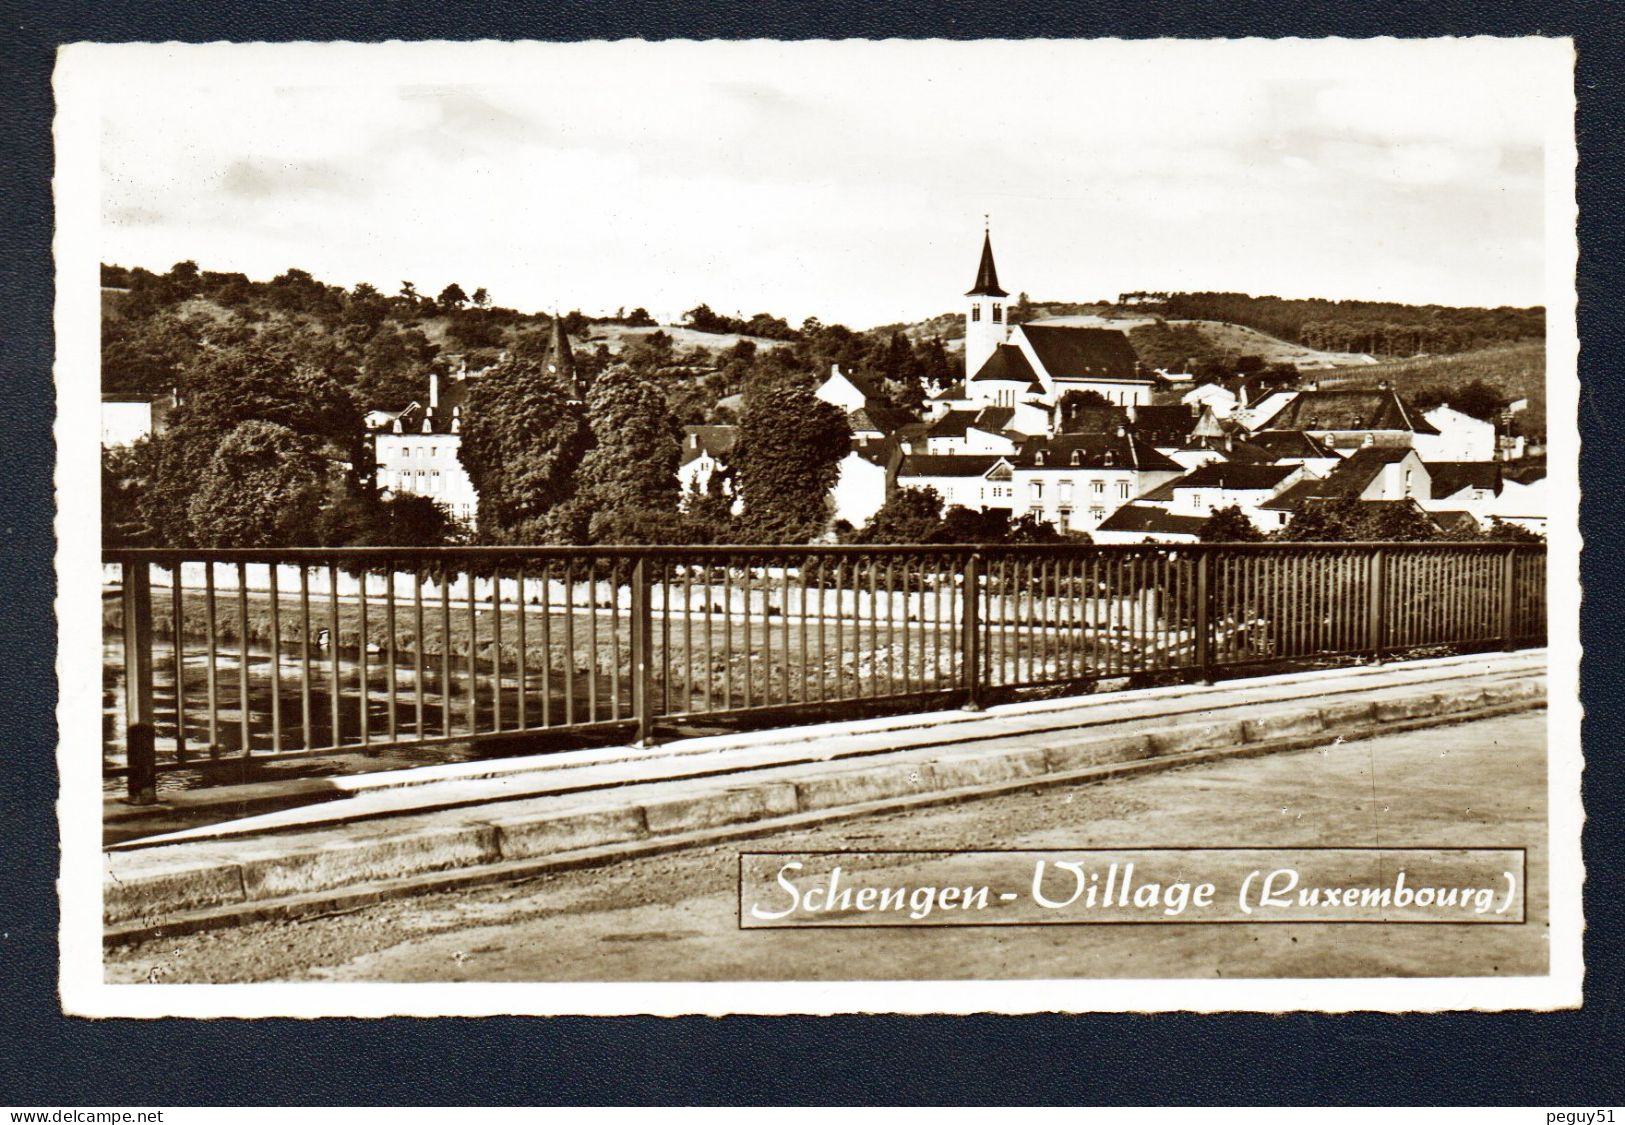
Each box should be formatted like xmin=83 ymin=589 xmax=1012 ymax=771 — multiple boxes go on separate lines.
xmin=370 ymin=321 xmax=575 ymax=529
xmin=1008 ymin=432 xmax=1183 ymax=535
xmin=1140 ymin=461 xmax=1306 ymax=532
xmin=1256 ymin=445 xmax=1431 ymax=531
xmin=831 ymin=438 xmax=898 ymax=528
xmin=371 ymin=372 xmax=480 ymax=526
xmin=101 ymin=390 xmax=175 ymax=447
xmin=677 ymin=424 xmax=739 ymax=499
xmin=1255 ymin=385 xmax=1439 ymax=451
xmin=1092 ymin=504 xmax=1209 ymax=545
xmin=1416 ymin=404 xmax=1497 ymax=462
xmin=894 ymin=453 xmax=1017 ymax=513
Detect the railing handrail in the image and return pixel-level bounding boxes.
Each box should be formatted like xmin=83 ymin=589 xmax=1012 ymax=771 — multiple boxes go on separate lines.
xmin=102 ymin=540 xmax=1546 ymax=564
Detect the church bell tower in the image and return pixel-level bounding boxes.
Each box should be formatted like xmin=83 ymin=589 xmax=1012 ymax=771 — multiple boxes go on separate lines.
xmin=964 ymin=223 xmax=1010 ymax=379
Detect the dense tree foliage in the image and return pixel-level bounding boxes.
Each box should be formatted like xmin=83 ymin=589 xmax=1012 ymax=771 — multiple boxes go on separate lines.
xmin=457 ymin=355 xmax=594 ymax=542
xmin=732 ymin=369 xmax=851 ymax=543
xmin=568 ymin=365 xmax=685 ymax=544
xmin=847 ymin=488 xmax=1070 ymax=545
xmin=1275 ymin=498 xmax=1448 ymax=543
xmin=186 ymin=421 xmax=329 ymax=547
xmin=1198 ymin=505 xmax=1266 ymax=543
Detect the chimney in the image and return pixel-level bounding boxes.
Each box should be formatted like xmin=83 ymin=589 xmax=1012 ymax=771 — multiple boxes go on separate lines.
xmin=429 ymin=370 xmax=440 ymax=410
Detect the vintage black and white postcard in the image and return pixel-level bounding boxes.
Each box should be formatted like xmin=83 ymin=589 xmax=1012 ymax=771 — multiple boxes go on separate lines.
xmin=54 ymin=37 xmax=1581 ymax=1016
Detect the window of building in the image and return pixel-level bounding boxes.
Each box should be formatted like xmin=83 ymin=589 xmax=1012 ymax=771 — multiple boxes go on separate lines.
xmin=1030 ymin=482 xmax=1044 ymax=502
xmin=1117 ymin=481 xmax=1131 ymax=499
xmin=993 ymin=303 xmax=1003 ymax=323
xmin=1058 ymin=481 xmax=1073 ymax=503
xmin=1091 ymin=479 xmax=1104 ymax=494
xmin=971 ymin=305 xmax=981 ymax=323
xmin=1090 ymin=506 xmax=1105 ymax=523
xmin=1057 ymin=507 xmax=1070 ymax=531
xmin=1070 ymin=450 xmax=1081 ymax=466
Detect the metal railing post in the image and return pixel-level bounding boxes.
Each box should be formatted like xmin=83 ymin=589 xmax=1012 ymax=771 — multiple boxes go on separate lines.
xmin=1194 ymin=549 xmax=1213 ymax=685
xmin=1368 ymin=548 xmax=1386 ymax=663
xmin=630 ymin=557 xmax=655 ymax=746
xmin=962 ymin=551 xmax=983 ymax=710
xmin=121 ymin=561 xmax=157 ymax=805
xmin=1501 ymin=546 xmax=1518 ymax=650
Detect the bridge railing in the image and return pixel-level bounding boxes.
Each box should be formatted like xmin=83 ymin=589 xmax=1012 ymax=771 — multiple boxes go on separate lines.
xmin=102 ymin=542 xmax=1547 ymax=802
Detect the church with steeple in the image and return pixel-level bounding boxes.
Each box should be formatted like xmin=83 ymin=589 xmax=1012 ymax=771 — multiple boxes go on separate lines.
xmin=939 ymin=226 xmax=1155 ymax=420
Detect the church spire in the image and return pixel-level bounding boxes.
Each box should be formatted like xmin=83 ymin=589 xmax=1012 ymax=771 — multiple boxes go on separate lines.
xmin=966 ymin=226 xmax=1008 ymax=298
xmin=548 ymin=310 xmax=579 ymax=399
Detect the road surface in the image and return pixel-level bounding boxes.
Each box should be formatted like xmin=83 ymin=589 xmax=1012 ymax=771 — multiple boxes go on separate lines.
xmin=108 ymin=710 xmax=1547 ymax=983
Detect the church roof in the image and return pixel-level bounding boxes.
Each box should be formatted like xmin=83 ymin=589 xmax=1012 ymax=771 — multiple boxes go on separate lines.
xmin=969 ymin=343 xmax=1041 ymax=388
xmin=1018 ymin=325 xmax=1146 ymax=383
xmin=966 ymin=231 xmax=1009 ymax=297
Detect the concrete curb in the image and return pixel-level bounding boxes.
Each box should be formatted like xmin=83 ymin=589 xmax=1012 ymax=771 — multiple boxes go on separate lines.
xmin=103 ymin=670 xmax=1546 ymax=936
xmin=104 ymin=692 xmax=1546 ymax=947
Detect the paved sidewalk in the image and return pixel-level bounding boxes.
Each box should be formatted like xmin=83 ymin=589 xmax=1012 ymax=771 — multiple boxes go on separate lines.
xmin=102 ymin=650 xmax=1546 ymax=937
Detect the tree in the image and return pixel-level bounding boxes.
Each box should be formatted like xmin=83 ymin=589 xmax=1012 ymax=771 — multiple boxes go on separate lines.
xmin=437 ymin=282 xmax=469 ymax=311
xmin=457 ymin=354 xmax=594 ymax=541
xmin=314 ymin=489 xmax=465 ymax=547
xmin=732 ymin=369 xmax=851 ymax=543
xmin=572 ymin=364 xmax=684 ymax=543
xmin=1275 ymin=498 xmax=1441 ymax=542
xmin=849 ymin=487 xmax=944 ymax=544
xmin=1199 ymin=505 xmax=1266 ymax=542
xmin=139 ymin=341 xmax=368 ymax=545
xmin=186 ymin=421 xmax=327 ymax=547
xmin=471 ymin=287 xmax=491 ymax=309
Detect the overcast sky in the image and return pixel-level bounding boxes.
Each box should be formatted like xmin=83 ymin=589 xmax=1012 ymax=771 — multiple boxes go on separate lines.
xmin=91 ymin=38 xmax=1566 ymax=328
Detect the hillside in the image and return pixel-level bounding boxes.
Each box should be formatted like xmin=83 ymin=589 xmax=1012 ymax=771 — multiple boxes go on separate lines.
xmin=1314 ymin=342 xmax=1547 ymax=439
xmin=585 ymin=323 xmax=794 ymax=356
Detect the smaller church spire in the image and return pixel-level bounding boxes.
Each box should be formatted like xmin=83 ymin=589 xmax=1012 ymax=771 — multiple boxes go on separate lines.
xmin=966 ymin=228 xmax=1008 ymax=298
xmin=548 ymin=310 xmax=579 ymax=400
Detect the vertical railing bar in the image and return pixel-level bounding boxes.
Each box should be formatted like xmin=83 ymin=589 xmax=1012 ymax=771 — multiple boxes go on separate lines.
xmin=357 ymin=564 xmax=370 ymax=748
xmin=541 ymin=561 xmax=554 ymax=728
xmin=563 ymin=560 xmax=576 ymax=726
xmin=466 ymin=568 xmax=478 ymax=736
xmin=703 ymin=558 xmax=715 ymax=715
xmin=492 ymin=564 xmax=505 ymax=731
xmin=816 ymin=556 xmax=827 ymax=705
xmin=516 ymin=565 xmax=528 ymax=730
xmin=660 ymin=559 xmax=673 ymax=717
xmin=683 ymin=560 xmax=693 ymax=715
xmin=439 ymin=563 xmax=452 ymax=738
xmin=328 ymin=562 xmax=341 ymax=749
xmin=383 ymin=562 xmax=396 ymax=745
xmin=268 ymin=564 xmax=282 ymax=753
xmin=171 ymin=565 xmax=188 ymax=764
xmin=586 ymin=561 xmax=600 ymax=723
xmin=298 ymin=566 xmax=312 ymax=751
xmin=610 ymin=559 xmax=623 ymax=721
xmin=204 ymin=561 xmax=219 ymax=757
xmin=797 ymin=558 xmax=809 ymax=705
xmin=725 ymin=557 xmax=737 ymax=712
xmin=413 ymin=565 xmax=425 ymax=739
xmin=236 ymin=562 xmax=250 ymax=757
